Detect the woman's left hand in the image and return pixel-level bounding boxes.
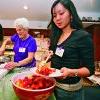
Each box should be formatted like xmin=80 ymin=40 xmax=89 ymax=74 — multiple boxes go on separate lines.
xmin=59 ymin=67 xmax=70 ymax=79
xmin=4 ymin=61 xmax=17 ymax=70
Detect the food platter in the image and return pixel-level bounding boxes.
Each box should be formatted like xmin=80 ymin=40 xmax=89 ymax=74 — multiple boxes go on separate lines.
xmin=31 ymin=67 xmax=62 ymax=78
xmin=48 ymin=69 xmax=62 ymax=77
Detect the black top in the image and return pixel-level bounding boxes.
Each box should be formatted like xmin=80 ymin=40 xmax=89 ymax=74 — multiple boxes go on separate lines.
xmin=49 ymin=29 xmax=95 ymax=84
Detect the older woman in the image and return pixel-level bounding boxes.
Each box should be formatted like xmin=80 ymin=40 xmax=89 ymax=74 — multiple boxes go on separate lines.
xmin=0 ymin=18 xmax=37 ymax=100
xmin=0 ymin=18 xmax=37 ymax=69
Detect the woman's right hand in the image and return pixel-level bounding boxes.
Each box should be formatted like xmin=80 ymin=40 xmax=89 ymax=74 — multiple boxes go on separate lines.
xmin=38 ymin=50 xmax=53 ymax=68
xmin=37 ymin=61 xmax=51 ymax=71
xmin=0 ymin=47 xmax=5 ymax=55
xmin=38 ymin=60 xmax=46 ymax=69
xmin=4 ymin=61 xmax=17 ymax=70
xmin=42 ymin=50 xmax=53 ymax=61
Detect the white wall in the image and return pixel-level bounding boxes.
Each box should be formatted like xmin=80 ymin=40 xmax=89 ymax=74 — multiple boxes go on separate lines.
xmin=73 ymin=0 xmax=100 ymax=20
xmin=78 ymin=12 xmax=100 ymax=21
xmin=0 ymin=0 xmax=100 ymax=29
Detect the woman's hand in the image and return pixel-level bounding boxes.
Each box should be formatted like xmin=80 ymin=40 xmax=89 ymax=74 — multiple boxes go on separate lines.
xmin=0 ymin=47 xmax=5 ymax=56
xmin=42 ymin=50 xmax=53 ymax=61
xmin=38 ymin=61 xmax=46 ymax=71
xmin=37 ymin=50 xmax=53 ymax=71
xmin=57 ymin=67 xmax=71 ymax=79
xmin=55 ymin=67 xmax=70 ymax=80
xmin=37 ymin=61 xmax=51 ymax=71
xmin=4 ymin=61 xmax=17 ymax=70
xmin=0 ymin=38 xmax=11 ymax=56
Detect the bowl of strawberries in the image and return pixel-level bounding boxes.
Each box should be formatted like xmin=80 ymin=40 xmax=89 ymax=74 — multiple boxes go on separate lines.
xmin=11 ymin=71 xmax=56 ymax=100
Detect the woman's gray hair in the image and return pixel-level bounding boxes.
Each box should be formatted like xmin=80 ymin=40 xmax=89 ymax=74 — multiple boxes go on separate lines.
xmin=14 ymin=18 xmax=29 ymax=29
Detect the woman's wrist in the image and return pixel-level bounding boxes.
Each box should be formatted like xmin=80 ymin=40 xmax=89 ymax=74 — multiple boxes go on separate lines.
xmin=67 ymin=69 xmax=79 ymax=77
xmin=74 ymin=69 xmax=78 ymax=76
xmin=15 ymin=62 xmax=21 ymax=67
xmin=1 ymin=45 xmax=6 ymax=50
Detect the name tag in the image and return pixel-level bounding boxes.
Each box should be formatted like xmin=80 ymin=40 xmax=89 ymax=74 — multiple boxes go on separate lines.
xmin=19 ymin=47 xmax=26 ymax=52
xmin=55 ymin=47 xmax=64 ymax=57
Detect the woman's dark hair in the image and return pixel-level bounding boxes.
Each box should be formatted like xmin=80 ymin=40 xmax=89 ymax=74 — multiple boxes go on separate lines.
xmin=0 ymin=24 xmax=4 ymax=42
xmin=48 ymin=0 xmax=83 ymax=31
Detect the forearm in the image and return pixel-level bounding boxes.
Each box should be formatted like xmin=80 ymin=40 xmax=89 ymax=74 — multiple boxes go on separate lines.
xmin=16 ymin=57 xmax=33 ymax=67
xmin=1 ymin=41 xmax=7 ymax=50
xmin=4 ymin=58 xmax=33 ymax=70
xmin=1 ymin=38 xmax=11 ymax=50
xmin=68 ymin=67 xmax=90 ymax=77
xmin=14 ymin=52 xmax=35 ymax=67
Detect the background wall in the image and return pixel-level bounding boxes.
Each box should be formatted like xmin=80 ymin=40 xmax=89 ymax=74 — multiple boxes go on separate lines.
xmin=0 ymin=19 xmax=48 ymax=29
xmin=0 ymin=0 xmax=100 ymax=29
xmin=73 ymin=0 xmax=100 ymax=20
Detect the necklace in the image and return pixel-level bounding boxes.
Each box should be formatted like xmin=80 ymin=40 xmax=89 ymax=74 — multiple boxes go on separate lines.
xmin=57 ymin=30 xmax=72 ymax=45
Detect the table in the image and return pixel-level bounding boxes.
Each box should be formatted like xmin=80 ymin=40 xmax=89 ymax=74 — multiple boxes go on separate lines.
xmin=0 ymin=68 xmax=100 ymax=100
xmin=0 ymin=67 xmax=56 ymax=100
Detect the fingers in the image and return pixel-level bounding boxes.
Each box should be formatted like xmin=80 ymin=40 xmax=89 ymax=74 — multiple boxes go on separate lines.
xmin=4 ymin=64 xmax=12 ymax=70
xmin=48 ymin=50 xmax=53 ymax=56
xmin=60 ymin=67 xmax=70 ymax=79
xmin=4 ymin=62 xmax=15 ymax=70
xmin=0 ymin=48 xmax=5 ymax=56
xmin=38 ymin=61 xmax=46 ymax=67
xmin=37 ymin=61 xmax=46 ymax=71
xmin=0 ymin=51 xmax=4 ymax=56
